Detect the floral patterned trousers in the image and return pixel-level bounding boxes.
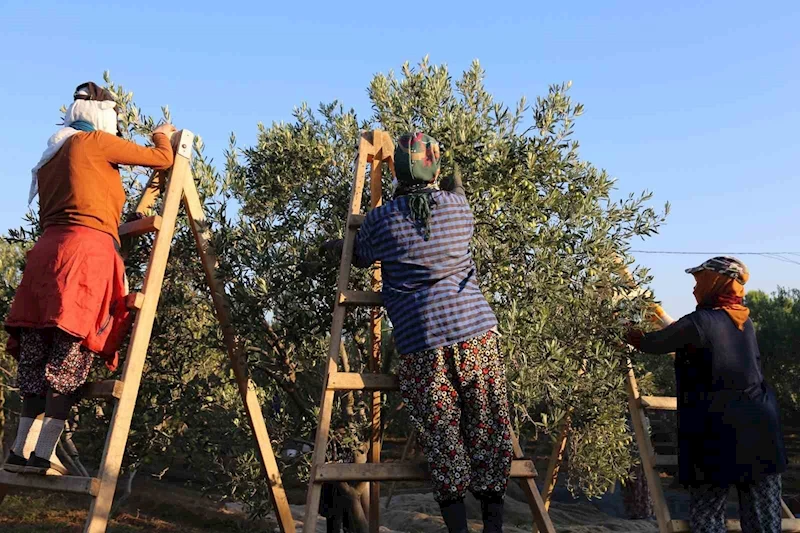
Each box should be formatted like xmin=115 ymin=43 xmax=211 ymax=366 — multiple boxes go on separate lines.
xmin=16 ymin=328 xmax=94 ymax=397
xmin=398 ymin=331 xmax=513 ymax=503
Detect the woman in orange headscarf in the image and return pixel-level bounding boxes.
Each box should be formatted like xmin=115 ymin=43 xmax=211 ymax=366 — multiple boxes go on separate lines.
xmin=627 ymin=257 xmax=786 ymax=533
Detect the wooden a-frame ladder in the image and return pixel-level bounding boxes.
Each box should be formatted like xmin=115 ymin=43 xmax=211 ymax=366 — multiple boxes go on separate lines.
xmin=537 ymin=282 xmax=799 ymax=532
xmin=301 ymin=129 xmax=556 ymax=533
xmin=0 ymin=130 xmax=296 ymax=533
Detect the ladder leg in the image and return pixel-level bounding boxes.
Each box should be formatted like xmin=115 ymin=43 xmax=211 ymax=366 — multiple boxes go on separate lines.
xmin=182 ymin=174 xmax=295 ymax=532
xmin=303 ymin=388 xmax=336 ymax=533
xmin=367 ymin=159 xmax=383 ymax=533
xmin=84 ymin=136 xmax=190 ymax=533
xmin=305 ymin=136 xmax=373 ymax=533
xmin=625 ymin=362 xmax=672 ymax=533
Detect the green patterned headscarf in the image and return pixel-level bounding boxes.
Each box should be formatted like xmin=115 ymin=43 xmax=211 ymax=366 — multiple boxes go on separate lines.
xmin=394 ymin=132 xmax=441 ymax=240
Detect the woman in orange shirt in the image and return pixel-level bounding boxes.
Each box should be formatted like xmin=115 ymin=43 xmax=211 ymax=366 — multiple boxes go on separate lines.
xmin=2 ymin=82 xmax=175 ymax=476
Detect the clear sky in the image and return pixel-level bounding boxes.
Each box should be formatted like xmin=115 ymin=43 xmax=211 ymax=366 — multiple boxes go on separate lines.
xmin=1 ymin=1 xmax=798 ymax=318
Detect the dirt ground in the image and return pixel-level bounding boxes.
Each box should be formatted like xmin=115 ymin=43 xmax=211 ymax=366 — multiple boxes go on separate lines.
xmin=2 ymin=426 xmax=798 ymax=532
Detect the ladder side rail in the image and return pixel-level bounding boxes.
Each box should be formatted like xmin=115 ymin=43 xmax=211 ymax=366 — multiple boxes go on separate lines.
xmin=302 ymin=133 xmax=374 ymax=533
xmin=181 ymin=174 xmax=296 ymax=533
xmin=84 ymin=130 xmax=192 ymax=533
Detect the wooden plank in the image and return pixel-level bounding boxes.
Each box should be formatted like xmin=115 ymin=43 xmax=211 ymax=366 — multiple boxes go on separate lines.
xmin=349 ymin=214 xmax=365 ymax=228
xmin=125 ymin=292 xmax=144 ymax=311
xmin=84 ymin=130 xmax=192 ymax=533
xmin=315 ymin=459 xmax=537 ymax=482
xmin=304 ymin=133 xmax=375 ymax=533
xmin=654 ymin=454 xmax=678 ymax=468
xmin=0 ymin=471 xmax=99 ymax=496
xmin=182 ymin=168 xmax=295 ymax=533
xmin=328 ymin=372 xmax=399 ymax=391
xmin=368 ymin=154 xmax=385 ymax=533
xmin=339 ymin=290 xmax=383 ymax=307
xmin=670 ymin=519 xmax=800 ymax=532
xmin=118 ymin=215 xmax=162 ymax=238
xmin=541 ymin=418 xmax=569 ymax=512
xmin=84 ymin=380 xmax=124 ymax=401
xmin=641 ymin=395 xmax=677 ymax=411
xmin=626 ymin=362 xmax=673 ymax=531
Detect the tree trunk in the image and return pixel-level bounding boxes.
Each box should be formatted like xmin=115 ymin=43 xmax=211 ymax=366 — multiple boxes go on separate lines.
xmin=621 ymin=461 xmax=653 ymax=519
xmin=110 ymin=467 xmax=138 ymax=518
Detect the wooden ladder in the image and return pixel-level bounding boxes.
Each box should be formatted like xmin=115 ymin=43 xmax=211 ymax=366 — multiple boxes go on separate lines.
xmin=626 ymin=304 xmax=799 ymax=532
xmin=301 ymin=129 xmax=556 ymax=533
xmin=0 ymin=129 xmax=296 ymax=533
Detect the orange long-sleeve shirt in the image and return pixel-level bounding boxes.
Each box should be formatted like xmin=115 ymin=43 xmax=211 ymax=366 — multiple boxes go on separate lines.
xmin=37 ymin=131 xmax=174 ymax=244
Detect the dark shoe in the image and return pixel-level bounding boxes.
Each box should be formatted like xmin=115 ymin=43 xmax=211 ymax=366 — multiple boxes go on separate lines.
xmin=23 ymin=453 xmax=67 ymax=476
xmin=439 ymin=499 xmax=468 ymax=533
xmin=480 ymin=495 xmax=504 ymax=533
xmin=2 ymin=451 xmax=28 ymax=473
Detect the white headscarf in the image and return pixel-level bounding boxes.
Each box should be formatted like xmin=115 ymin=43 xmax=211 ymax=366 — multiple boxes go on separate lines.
xmin=29 ymin=98 xmax=118 ymax=204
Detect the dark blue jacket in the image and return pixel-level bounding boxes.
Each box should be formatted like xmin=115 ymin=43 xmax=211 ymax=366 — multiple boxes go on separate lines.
xmin=640 ymin=309 xmax=786 ymax=486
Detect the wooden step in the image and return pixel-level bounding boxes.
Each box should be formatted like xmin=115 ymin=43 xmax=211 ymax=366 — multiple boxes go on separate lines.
xmin=0 ymin=471 xmax=100 ymax=496
xmin=125 ymin=292 xmax=144 ymax=310
xmin=670 ymin=518 xmax=800 ymax=532
xmin=327 ymin=373 xmax=399 ymax=391
xmin=315 ymin=459 xmax=537 ymax=482
xmin=348 ymin=214 xmax=365 ymax=229
xmin=118 ymin=215 xmax=162 ymax=238
xmin=339 ymin=290 xmax=383 ymax=307
xmin=653 ymin=454 xmax=678 ymax=468
xmin=84 ymin=380 xmax=124 ymax=401
xmin=640 ymin=395 xmax=677 ymax=410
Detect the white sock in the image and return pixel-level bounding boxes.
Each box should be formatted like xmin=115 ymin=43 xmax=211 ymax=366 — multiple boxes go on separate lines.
xmin=34 ymin=417 xmax=65 ymax=462
xmin=22 ymin=418 xmax=62 ymax=465
xmin=12 ymin=417 xmax=35 ymax=456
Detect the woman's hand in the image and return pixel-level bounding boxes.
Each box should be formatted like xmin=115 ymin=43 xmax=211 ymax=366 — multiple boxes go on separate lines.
xmin=624 ymin=328 xmax=645 ymax=350
xmin=319 ymin=239 xmax=344 ymax=262
xmin=153 ymin=123 xmax=177 ymax=137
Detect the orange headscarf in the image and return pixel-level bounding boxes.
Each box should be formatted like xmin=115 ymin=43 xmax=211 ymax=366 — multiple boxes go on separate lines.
xmin=692 ymin=269 xmax=750 ymax=330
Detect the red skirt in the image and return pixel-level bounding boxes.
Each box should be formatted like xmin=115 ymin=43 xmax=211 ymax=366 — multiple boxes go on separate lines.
xmin=5 ymin=225 xmax=131 ymax=371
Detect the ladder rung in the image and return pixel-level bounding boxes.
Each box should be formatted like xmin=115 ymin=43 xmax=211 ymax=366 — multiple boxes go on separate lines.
xmin=125 ymin=292 xmax=144 ymax=310
xmin=640 ymin=395 xmax=677 ymax=410
xmin=119 ymin=215 xmax=162 ymax=238
xmin=314 ymin=459 xmax=536 ymax=482
xmin=0 ymin=471 xmax=100 ymax=496
xmin=670 ymin=519 xmax=800 ymax=532
xmin=653 ymin=454 xmax=678 ymax=468
xmin=328 ymin=373 xmax=399 ymax=391
xmin=84 ymin=380 xmax=124 ymax=400
xmin=348 ymin=214 xmax=365 ymax=229
xmin=339 ymin=290 xmax=383 ymax=307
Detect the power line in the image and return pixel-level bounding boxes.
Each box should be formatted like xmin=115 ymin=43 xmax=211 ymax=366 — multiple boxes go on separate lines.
xmin=630 ymin=250 xmax=800 ymax=266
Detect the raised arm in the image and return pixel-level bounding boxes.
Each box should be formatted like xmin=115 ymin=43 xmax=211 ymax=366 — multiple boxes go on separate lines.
xmin=440 ymin=167 xmax=465 ymax=197
xmin=98 ymin=124 xmax=176 ymax=169
xmin=628 ymin=315 xmax=703 ymax=355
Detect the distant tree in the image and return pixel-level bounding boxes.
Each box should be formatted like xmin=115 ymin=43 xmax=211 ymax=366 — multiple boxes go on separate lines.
xmin=747 ymin=288 xmax=800 ymax=413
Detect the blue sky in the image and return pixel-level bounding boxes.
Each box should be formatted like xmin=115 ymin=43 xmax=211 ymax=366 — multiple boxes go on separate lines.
xmin=1 ymin=1 xmax=798 ymax=318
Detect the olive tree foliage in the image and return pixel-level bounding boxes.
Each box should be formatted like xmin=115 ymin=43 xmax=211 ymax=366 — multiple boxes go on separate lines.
xmin=222 ymin=57 xmax=668 ymax=499
xmin=0 ymin=239 xmax=26 ymax=451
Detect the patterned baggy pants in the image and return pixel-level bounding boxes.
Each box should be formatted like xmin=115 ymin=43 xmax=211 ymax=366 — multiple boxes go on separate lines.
xmin=689 ymin=474 xmax=782 ymax=533
xmin=398 ymin=331 xmax=513 ymax=503
xmin=17 ymin=328 xmax=94 ymax=397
